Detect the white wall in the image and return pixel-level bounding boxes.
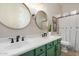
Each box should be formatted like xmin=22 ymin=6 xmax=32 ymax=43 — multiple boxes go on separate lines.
xmin=59 ymin=3 xmax=79 ymax=15
xmin=0 ymin=3 xmax=60 ymax=38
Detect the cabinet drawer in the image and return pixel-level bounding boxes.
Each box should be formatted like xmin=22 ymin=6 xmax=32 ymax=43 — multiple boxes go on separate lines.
xmin=35 ymin=45 xmax=45 ymax=56
xmin=47 ymin=42 xmax=54 ymax=49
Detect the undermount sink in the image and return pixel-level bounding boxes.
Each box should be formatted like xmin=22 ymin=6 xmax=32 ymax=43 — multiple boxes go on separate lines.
xmin=5 ymin=43 xmax=23 ymax=50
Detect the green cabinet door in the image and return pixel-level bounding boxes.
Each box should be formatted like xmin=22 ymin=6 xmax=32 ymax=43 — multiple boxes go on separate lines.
xmin=55 ymin=39 xmax=61 ymax=56
xmin=35 ymin=45 xmax=45 ymax=56
xmin=20 ymin=50 xmax=34 ymax=56
xmin=47 ymin=46 xmax=55 ymax=56
xmin=55 ymin=43 xmax=61 ymax=56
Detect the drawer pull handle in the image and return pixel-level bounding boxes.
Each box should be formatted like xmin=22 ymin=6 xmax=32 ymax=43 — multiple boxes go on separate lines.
xmin=40 ymin=49 xmax=43 ymax=51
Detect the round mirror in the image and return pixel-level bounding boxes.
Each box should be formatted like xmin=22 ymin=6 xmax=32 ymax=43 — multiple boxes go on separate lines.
xmin=0 ymin=3 xmax=31 ymax=29
xmin=35 ymin=11 xmax=48 ymax=31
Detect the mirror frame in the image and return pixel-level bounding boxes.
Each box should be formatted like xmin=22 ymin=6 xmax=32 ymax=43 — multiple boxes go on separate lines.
xmin=52 ymin=16 xmax=58 ymax=32
xmin=0 ymin=3 xmax=31 ymax=30
xmin=35 ymin=11 xmax=47 ymax=30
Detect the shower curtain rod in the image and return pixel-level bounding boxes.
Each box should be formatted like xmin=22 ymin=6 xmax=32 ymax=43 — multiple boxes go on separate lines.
xmin=57 ymin=13 xmax=79 ymax=19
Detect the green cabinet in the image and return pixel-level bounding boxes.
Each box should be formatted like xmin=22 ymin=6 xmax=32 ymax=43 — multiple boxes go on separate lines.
xmin=47 ymin=42 xmax=54 ymax=49
xmin=46 ymin=42 xmax=55 ymax=56
xmin=19 ymin=38 xmax=61 ymax=56
xmin=47 ymin=46 xmax=55 ymax=56
xmin=55 ymin=44 xmax=61 ymax=56
xmin=55 ymin=39 xmax=61 ymax=56
xmin=35 ymin=45 xmax=46 ymax=56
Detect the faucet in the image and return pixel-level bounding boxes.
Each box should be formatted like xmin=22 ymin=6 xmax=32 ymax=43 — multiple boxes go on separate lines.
xmin=16 ymin=35 xmax=20 ymax=42
xmin=9 ymin=38 xmax=14 ymax=43
xmin=42 ymin=33 xmax=47 ymax=37
xmin=44 ymin=33 xmax=47 ymax=37
xmin=22 ymin=37 xmax=24 ymax=41
xmin=16 ymin=35 xmax=25 ymax=42
xmin=9 ymin=35 xmax=24 ymax=43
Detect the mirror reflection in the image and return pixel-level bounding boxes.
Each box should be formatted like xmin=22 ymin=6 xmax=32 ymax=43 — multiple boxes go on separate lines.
xmin=35 ymin=11 xmax=48 ymax=31
xmin=0 ymin=3 xmax=31 ymax=29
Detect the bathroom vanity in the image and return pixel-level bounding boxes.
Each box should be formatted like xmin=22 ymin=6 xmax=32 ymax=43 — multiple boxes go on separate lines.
xmin=0 ymin=36 xmax=61 ymax=56
xmin=20 ymin=36 xmax=61 ymax=56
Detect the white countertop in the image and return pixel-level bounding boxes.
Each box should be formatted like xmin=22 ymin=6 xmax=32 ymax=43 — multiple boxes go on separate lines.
xmin=0 ymin=36 xmax=61 ymax=56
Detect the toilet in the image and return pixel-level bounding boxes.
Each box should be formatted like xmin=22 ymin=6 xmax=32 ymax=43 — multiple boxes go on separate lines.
xmin=61 ymin=41 xmax=71 ymax=53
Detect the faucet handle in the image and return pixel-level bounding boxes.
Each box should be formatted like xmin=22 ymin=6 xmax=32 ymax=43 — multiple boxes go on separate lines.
xmin=16 ymin=35 xmax=20 ymax=38
xmin=22 ymin=37 xmax=24 ymax=41
xmin=9 ymin=38 xmax=14 ymax=43
xmin=16 ymin=35 xmax=20 ymax=42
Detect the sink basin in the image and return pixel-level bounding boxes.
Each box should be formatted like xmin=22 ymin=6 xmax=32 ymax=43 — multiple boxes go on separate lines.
xmin=5 ymin=43 xmax=22 ymax=50
xmin=4 ymin=41 xmax=28 ymax=50
xmin=0 ymin=41 xmax=27 ymax=51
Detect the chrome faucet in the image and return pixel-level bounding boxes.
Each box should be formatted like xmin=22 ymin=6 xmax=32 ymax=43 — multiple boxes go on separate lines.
xmin=16 ymin=35 xmax=24 ymax=42
xmin=9 ymin=35 xmax=24 ymax=43
xmin=42 ymin=33 xmax=47 ymax=37
xmin=16 ymin=35 xmax=20 ymax=42
xmin=22 ymin=37 xmax=24 ymax=41
xmin=9 ymin=38 xmax=14 ymax=43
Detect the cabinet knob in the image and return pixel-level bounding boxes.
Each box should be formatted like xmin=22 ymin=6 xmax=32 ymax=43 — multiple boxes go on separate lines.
xmin=40 ymin=49 xmax=43 ymax=51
